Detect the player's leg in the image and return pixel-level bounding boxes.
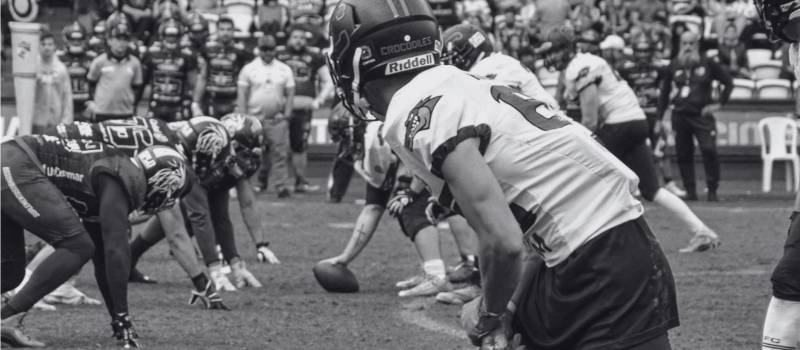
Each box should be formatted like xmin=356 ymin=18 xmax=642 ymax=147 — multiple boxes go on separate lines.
xmin=328 ymin=140 xmax=355 ymax=203
xmin=289 ymin=109 xmax=317 ymax=192
xmin=208 ymin=188 xmax=262 ymax=288
xmin=693 ymin=114 xmax=721 ymax=201
xmin=1 ymin=214 xmax=27 ymax=294
xmin=397 ymin=195 xmax=453 ymax=297
xmin=181 ymin=186 xmax=236 ymax=291
xmin=436 ymin=214 xmax=482 ymax=304
xmin=673 ymin=111 xmax=699 ymax=200
xmin=128 ymin=216 xmax=165 ymax=283
xmin=762 ymin=209 xmax=800 ymax=350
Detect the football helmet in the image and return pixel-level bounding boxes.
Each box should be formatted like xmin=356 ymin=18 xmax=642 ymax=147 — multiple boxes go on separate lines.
xmin=441 ymin=24 xmax=494 ymax=71
xmin=328 ymin=102 xmax=352 ymax=143
xmin=326 ymin=0 xmax=442 ymax=120
xmin=63 ymin=22 xmax=87 ymax=55
xmin=107 ymin=12 xmax=132 ymax=39
xmin=539 ymin=26 xmax=576 ymax=71
xmin=220 ymin=113 xmax=264 ymax=178
xmin=135 ymin=145 xmax=189 ymax=213
xmin=576 ymin=27 xmax=601 ymax=55
xmin=754 ymin=0 xmax=799 ymax=43
xmin=172 ymin=117 xmax=234 ymax=186
xmin=631 ymin=35 xmax=655 ymax=63
xmin=158 ymin=18 xmax=183 ymax=49
xmin=184 ymin=12 xmax=209 ymax=44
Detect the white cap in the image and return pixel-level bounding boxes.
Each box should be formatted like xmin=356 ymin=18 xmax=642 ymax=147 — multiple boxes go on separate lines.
xmin=599 ymin=35 xmax=625 ymax=50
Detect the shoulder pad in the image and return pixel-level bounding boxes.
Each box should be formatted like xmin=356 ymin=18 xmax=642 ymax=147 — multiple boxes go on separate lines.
xmin=149 ymin=45 xmax=162 ymax=53
xmin=623 ymin=61 xmax=636 ymax=69
xmin=86 ymin=50 xmax=98 ymax=58
xmin=205 ymin=41 xmax=219 ymax=50
xmin=307 ymin=46 xmax=320 ymax=54
xmin=276 ymin=45 xmax=287 ymax=51
xmin=181 ymin=48 xmax=192 ymax=56
xmin=233 ymin=42 xmax=245 ymax=50
xmin=56 ymin=50 xmax=67 ymax=58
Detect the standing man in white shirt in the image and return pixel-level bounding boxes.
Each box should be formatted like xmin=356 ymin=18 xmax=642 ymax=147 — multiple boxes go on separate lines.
xmin=237 ymin=34 xmax=296 ymax=198
xmin=33 ymin=31 xmax=73 ymax=134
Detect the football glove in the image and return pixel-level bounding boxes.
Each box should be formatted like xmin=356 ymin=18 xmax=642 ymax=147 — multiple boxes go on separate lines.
xmin=256 ymin=242 xmax=281 ymax=264
xmin=110 ymin=313 xmax=140 ymax=348
xmin=425 ymin=198 xmax=452 ymax=225
xmin=461 ymin=296 xmax=523 ymax=349
xmin=230 ymin=261 xmax=262 ymax=288
xmin=189 ymin=280 xmax=230 ymax=311
xmin=387 ymin=189 xmax=415 ymax=218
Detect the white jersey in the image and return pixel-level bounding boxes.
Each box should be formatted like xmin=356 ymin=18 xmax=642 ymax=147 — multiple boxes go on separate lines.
xmin=383 ymin=65 xmax=644 ymax=267
xmin=355 ymin=121 xmax=397 ymax=188
xmin=470 ymin=53 xmax=560 ymax=110
xmin=564 ymin=53 xmax=645 ymax=125
xmin=792 ymin=43 xmax=799 ymax=81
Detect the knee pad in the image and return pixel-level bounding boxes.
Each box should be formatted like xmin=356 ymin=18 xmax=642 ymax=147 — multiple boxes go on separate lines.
xmin=1 ymin=262 xmax=26 ymax=293
xmin=53 ymin=232 xmax=95 ymax=262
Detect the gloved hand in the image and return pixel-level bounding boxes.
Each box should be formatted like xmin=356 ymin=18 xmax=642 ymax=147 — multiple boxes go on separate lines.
xmin=111 ymin=313 xmax=140 ymax=348
xmin=387 ymin=189 xmax=415 ymax=218
xmin=256 ymin=242 xmax=280 ymax=264
xmin=425 ymin=197 xmax=452 ymax=225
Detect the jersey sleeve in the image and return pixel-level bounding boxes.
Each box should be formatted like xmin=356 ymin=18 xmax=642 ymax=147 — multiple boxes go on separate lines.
xmin=87 ymin=55 xmax=102 ymax=82
xmin=237 ymin=64 xmax=251 ymax=87
xmin=132 ymin=56 xmax=144 ymax=86
xmin=564 ymin=55 xmax=603 ymax=99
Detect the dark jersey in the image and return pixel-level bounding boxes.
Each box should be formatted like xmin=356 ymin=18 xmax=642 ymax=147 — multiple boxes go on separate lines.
xmin=275 ymin=46 xmax=325 ymax=98
xmin=57 ymin=50 xmax=98 ymax=106
xmin=617 ymin=58 xmax=666 ymax=114
xmin=204 ymin=40 xmax=253 ymax=100
xmin=427 ymin=0 xmax=460 ymax=28
xmin=659 ymin=56 xmax=733 ymax=116
xmin=17 ymin=134 xmax=147 ymax=220
xmin=142 ymin=41 xmax=198 ymax=108
xmin=45 ymin=116 xmax=180 ymax=156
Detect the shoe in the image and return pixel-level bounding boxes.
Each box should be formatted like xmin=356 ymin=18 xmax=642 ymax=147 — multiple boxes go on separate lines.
xmin=436 ymin=284 xmax=482 ymax=305
xmin=1 ymin=312 xmax=45 ymax=348
xmin=277 ymin=187 xmax=291 ymax=198
xmin=329 ymin=195 xmax=342 ymax=203
xmin=395 ymin=273 xmax=426 ymax=289
xmin=294 ymin=182 xmax=320 ymax=193
xmin=707 ymin=192 xmax=719 ymax=202
xmin=679 ymin=227 xmax=721 ymax=253
xmin=447 ymin=262 xmax=478 ymax=283
xmin=399 ymin=275 xmax=453 ymax=297
xmin=42 ymin=279 xmax=101 ymax=305
xmin=684 ymin=192 xmax=699 ymax=201
xmin=210 ymin=268 xmax=237 ymax=292
xmin=230 ymin=261 xmax=262 ymax=288
xmin=128 ymin=268 xmax=157 ymax=284
xmin=110 ymin=313 xmax=140 ymax=348
xmin=664 ymin=181 xmax=687 ymax=198
xmin=189 ymin=281 xmax=230 ymax=310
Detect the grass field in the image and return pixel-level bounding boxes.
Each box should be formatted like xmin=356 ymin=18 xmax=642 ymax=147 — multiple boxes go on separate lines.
xmin=12 ymin=173 xmax=798 ymax=350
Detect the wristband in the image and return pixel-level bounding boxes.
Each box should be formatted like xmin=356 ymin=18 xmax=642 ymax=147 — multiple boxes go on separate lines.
xmin=256 ymin=242 xmax=270 ymax=248
xmin=507 ymin=301 xmax=517 ymax=314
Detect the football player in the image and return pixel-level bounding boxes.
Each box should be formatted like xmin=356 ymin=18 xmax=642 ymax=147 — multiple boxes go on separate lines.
xmin=1 ymin=137 xmax=188 ymax=348
xmin=183 ymin=12 xmax=211 ymax=119
xmin=442 ymin=23 xmax=559 ymax=111
xmin=327 ymin=1 xmax=678 ymax=349
xmin=756 ymin=1 xmax=800 ymax=349
xmin=202 ymin=17 xmax=254 ymax=119
xmin=59 ymin=22 xmax=98 ymax=122
xmin=320 ymin=121 xmax=481 ymax=302
xmin=326 ymin=101 xmax=365 ymax=203
xmin=540 ymin=26 xmax=721 ymax=254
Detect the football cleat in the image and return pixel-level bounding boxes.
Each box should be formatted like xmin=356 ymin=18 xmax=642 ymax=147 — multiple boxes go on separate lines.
xmin=436 ymin=284 xmax=482 ymax=305
xmin=189 ymin=281 xmax=230 ymax=310
xmin=447 ymin=262 xmax=478 ymax=283
xmin=664 ymin=181 xmax=687 ymax=198
xmin=230 ymin=261 xmax=262 ymax=288
xmin=128 ymin=268 xmax=157 ymax=284
xmin=43 ymin=279 xmax=102 ymax=305
xmin=395 ymin=273 xmax=426 ymax=289
xmin=294 ymin=182 xmax=320 ymax=193
xmin=398 ymin=275 xmax=453 ymax=297
xmin=1 ymin=312 xmax=45 ymax=348
xmin=110 ymin=313 xmax=140 ymax=348
xmin=210 ymin=268 xmax=238 ymax=292
xmin=679 ymin=227 xmax=721 ymax=253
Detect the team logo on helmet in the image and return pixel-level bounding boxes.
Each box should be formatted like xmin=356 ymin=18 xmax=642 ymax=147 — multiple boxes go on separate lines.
xmin=148 ymin=159 xmax=186 ymax=199
xmin=196 ymin=123 xmax=229 ymax=160
xmin=404 ymin=95 xmax=441 ymax=149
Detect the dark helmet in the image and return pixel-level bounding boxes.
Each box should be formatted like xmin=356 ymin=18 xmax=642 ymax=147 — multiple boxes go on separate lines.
xmin=158 ymin=18 xmax=184 ymax=48
xmin=171 ymin=116 xmax=233 ymax=186
xmin=754 ymin=0 xmax=800 ymax=43
xmin=107 ymin=12 xmax=132 ymax=39
xmin=538 ymin=26 xmax=575 ymax=71
xmin=326 ymin=0 xmax=442 ymax=120
xmin=328 ymin=102 xmax=352 ymax=143
xmin=576 ymin=27 xmax=601 ymax=55
xmin=184 ymin=12 xmax=209 ymax=43
xmin=631 ymin=35 xmax=655 ymax=62
xmin=135 ymin=145 xmax=189 ymax=213
xmin=93 ymin=20 xmax=107 ymax=38
xmin=220 ymin=113 xmax=264 ymax=177
xmin=441 ymin=24 xmax=494 ymax=71
xmin=63 ymin=22 xmax=87 ymax=54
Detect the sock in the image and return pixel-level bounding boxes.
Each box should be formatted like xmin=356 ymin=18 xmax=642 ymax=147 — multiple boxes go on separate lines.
xmin=129 ymin=235 xmax=157 ymax=269
xmin=653 ymin=188 xmax=705 ymax=232
xmin=463 ymin=254 xmax=476 ymax=267
xmin=423 ymin=259 xmax=446 ymax=280
xmin=6 ymin=248 xmax=88 ymax=316
xmin=191 ymin=273 xmax=209 ymax=292
xmin=762 ymin=296 xmax=800 ymax=350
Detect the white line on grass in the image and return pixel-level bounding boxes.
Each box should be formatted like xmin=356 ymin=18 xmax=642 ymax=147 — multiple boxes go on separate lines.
xmin=674 ymin=269 xmax=769 ymax=277
xmin=399 ymin=299 xmax=466 ymax=339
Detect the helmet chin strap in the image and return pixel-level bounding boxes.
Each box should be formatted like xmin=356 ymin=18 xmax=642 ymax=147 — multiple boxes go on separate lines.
xmin=350 ymin=47 xmax=373 ymax=116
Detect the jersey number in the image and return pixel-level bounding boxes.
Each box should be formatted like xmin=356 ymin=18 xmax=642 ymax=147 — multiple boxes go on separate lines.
xmin=491 ymin=85 xmax=570 ymax=131
xmin=104 ymin=126 xmax=155 ymax=149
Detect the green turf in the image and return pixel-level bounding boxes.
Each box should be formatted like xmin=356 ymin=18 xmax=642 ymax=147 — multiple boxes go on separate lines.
xmin=13 ymin=177 xmax=795 ymax=349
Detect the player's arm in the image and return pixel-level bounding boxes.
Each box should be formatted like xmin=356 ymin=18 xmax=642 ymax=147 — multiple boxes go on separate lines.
xmin=320 ymin=183 xmax=389 ymax=266
xmin=95 ymin=174 xmax=133 ymax=309
xmin=712 ymin=58 xmax=734 ymax=113
xmin=192 ymin=56 xmax=208 ymax=116
xmin=656 ymin=63 xmax=674 ymax=120
xmin=236 ymin=67 xmax=250 ymax=113
xmin=132 ymin=59 xmax=145 ymax=106
xmin=234 ymin=177 xmax=279 ymax=264
xmin=441 ymin=137 xmax=523 ymax=318
xmin=315 ymin=65 xmax=334 ymax=109
xmin=60 ymin=65 xmax=74 ymax=124
xmin=283 ymin=74 xmax=296 ymax=119
xmin=578 ymin=84 xmax=601 ymax=133
xmin=155 ymin=202 xmax=205 ymax=276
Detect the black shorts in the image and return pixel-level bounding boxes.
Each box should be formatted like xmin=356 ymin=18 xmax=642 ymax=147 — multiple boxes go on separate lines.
xmin=1 ymin=141 xmax=86 ymax=266
xmin=209 ymin=98 xmax=237 ymax=120
xmin=596 ymin=120 xmax=661 ymax=201
xmin=771 ymin=211 xmax=800 ymax=301
xmin=147 ymin=104 xmax=185 ymax=122
xmin=398 ymin=190 xmax=435 ymax=241
xmin=289 ymin=109 xmax=313 ymax=153
xmin=514 ymin=216 xmax=679 ymax=350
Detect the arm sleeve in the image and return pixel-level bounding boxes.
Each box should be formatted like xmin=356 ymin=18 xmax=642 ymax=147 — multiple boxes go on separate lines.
xmin=87 ymin=57 xmax=101 ymax=82
xmin=96 ymin=174 xmax=131 ymax=240
xmin=713 ymin=59 xmax=734 ymax=105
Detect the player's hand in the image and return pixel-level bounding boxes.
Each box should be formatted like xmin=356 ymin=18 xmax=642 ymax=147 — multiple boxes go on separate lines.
xmin=311 ymin=99 xmax=321 ymax=110
xmin=425 ymin=198 xmax=451 ymax=225
xmin=387 ymin=189 xmax=414 ymax=218
xmin=319 ymin=255 xmax=347 ymax=266
xmin=256 ymin=243 xmax=280 ymax=264
xmin=85 ymin=100 xmax=97 ymax=117
xmin=462 ymin=296 xmax=523 ymax=350
xmin=191 ymin=102 xmax=204 ymax=117
xmin=701 ymin=103 xmax=721 ymax=117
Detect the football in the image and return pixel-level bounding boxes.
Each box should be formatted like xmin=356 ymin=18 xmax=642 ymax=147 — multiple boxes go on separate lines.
xmin=313 ymin=262 xmax=360 ymax=293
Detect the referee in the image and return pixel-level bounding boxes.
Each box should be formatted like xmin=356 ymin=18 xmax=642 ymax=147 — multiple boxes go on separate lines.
xmin=658 ymin=31 xmax=732 ymax=202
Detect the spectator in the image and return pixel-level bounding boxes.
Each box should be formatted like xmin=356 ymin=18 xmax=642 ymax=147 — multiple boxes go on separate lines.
xmin=576 ymin=22 xmax=603 ymax=56
xmin=658 ymin=31 xmax=733 ymax=202
xmin=256 ymin=0 xmax=290 ymax=39
xmin=192 ymin=0 xmax=226 ymax=14
xmin=120 ymin=0 xmax=155 ymax=43
xmin=531 ymin=0 xmax=571 ymax=34
xmin=237 ymin=35 xmax=295 ymax=198
xmin=669 ymin=0 xmax=704 ymax=16
xmin=717 ymin=24 xmax=752 ymax=79
xmin=427 ymin=0 xmax=462 ymax=30
xmin=599 ymin=34 xmax=626 ymax=69
xmin=203 ymin=16 xmax=254 ymax=118
xmin=33 ymin=31 xmax=73 ymax=134
xmin=494 ymin=5 xmax=528 ymax=56
xmin=605 ymin=0 xmax=631 ymax=36
xmin=59 ymin=22 xmax=97 ymax=122
xmin=86 ymin=15 xmax=144 ymax=121
xmin=286 ymin=0 xmax=326 ymax=48
xmin=461 ymin=0 xmax=493 ymax=32
xmin=570 ymin=0 xmax=602 ymax=33
xmin=648 ymin=13 xmax=673 ymax=60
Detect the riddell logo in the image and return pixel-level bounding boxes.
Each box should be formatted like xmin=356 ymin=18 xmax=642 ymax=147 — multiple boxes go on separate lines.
xmin=385 ymin=54 xmax=435 ymax=75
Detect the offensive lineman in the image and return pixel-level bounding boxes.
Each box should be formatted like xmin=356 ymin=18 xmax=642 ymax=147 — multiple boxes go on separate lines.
xmin=757 ymin=0 xmax=800 ymax=348
xmin=539 ymin=26 xmax=721 ymax=253
xmin=327 ymin=1 xmax=678 ymax=349
xmin=59 ymin=22 xmax=98 ymax=122
xmin=1 ymin=138 xmax=188 ymax=348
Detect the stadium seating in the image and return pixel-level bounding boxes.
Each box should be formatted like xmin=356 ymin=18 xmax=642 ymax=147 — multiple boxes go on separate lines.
xmin=669 ymin=15 xmax=703 ymax=35
xmin=541 ymin=78 xmax=559 ymax=98
xmin=225 ymin=0 xmax=257 ymax=38
xmin=756 ymin=79 xmax=793 ymax=100
xmin=758 ymin=116 xmax=800 ymax=192
xmin=752 ymin=60 xmax=783 ymax=80
xmin=730 ymin=79 xmax=756 ymax=100
xmin=747 ymin=48 xmax=774 ymax=67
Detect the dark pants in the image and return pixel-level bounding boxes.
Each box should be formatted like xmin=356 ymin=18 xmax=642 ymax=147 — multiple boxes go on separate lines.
xmin=672 ymin=110 xmax=720 ymax=195
xmin=771 ymin=210 xmax=800 ymax=301
xmin=328 ymin=140 xmax=355 ymax=201
xmin=595 ymin=120 xmax=661 ymax=201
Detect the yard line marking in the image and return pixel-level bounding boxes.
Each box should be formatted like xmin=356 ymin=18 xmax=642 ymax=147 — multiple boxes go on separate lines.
xmin=328 ymin=222 xmax=356 ymax=229
xmin=674 ymin=269 xmax=769 ymax=277
xmin=398 ymin=299 xmax=466 ymax=340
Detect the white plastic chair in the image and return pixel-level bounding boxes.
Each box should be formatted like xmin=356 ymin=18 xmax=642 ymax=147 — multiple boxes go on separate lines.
xmin=730 ymin=78 xmax=756 ymax=100
xmin=224 ymin=0 xmax=256 ymax=38
xmin=758 ymin=116 xmax=800 ymax=192
xmin=752 ymin=60 xmax=782 ymax=80
xmin=756 ymin=79 xmax=793 ymax=100
xmin=794 ymin=81 xmax=799 ymax=98
xmin=747 ymin=48 xmax=773 ymax=67
xmin=669 ymin=15 xmax=703 ymax=35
